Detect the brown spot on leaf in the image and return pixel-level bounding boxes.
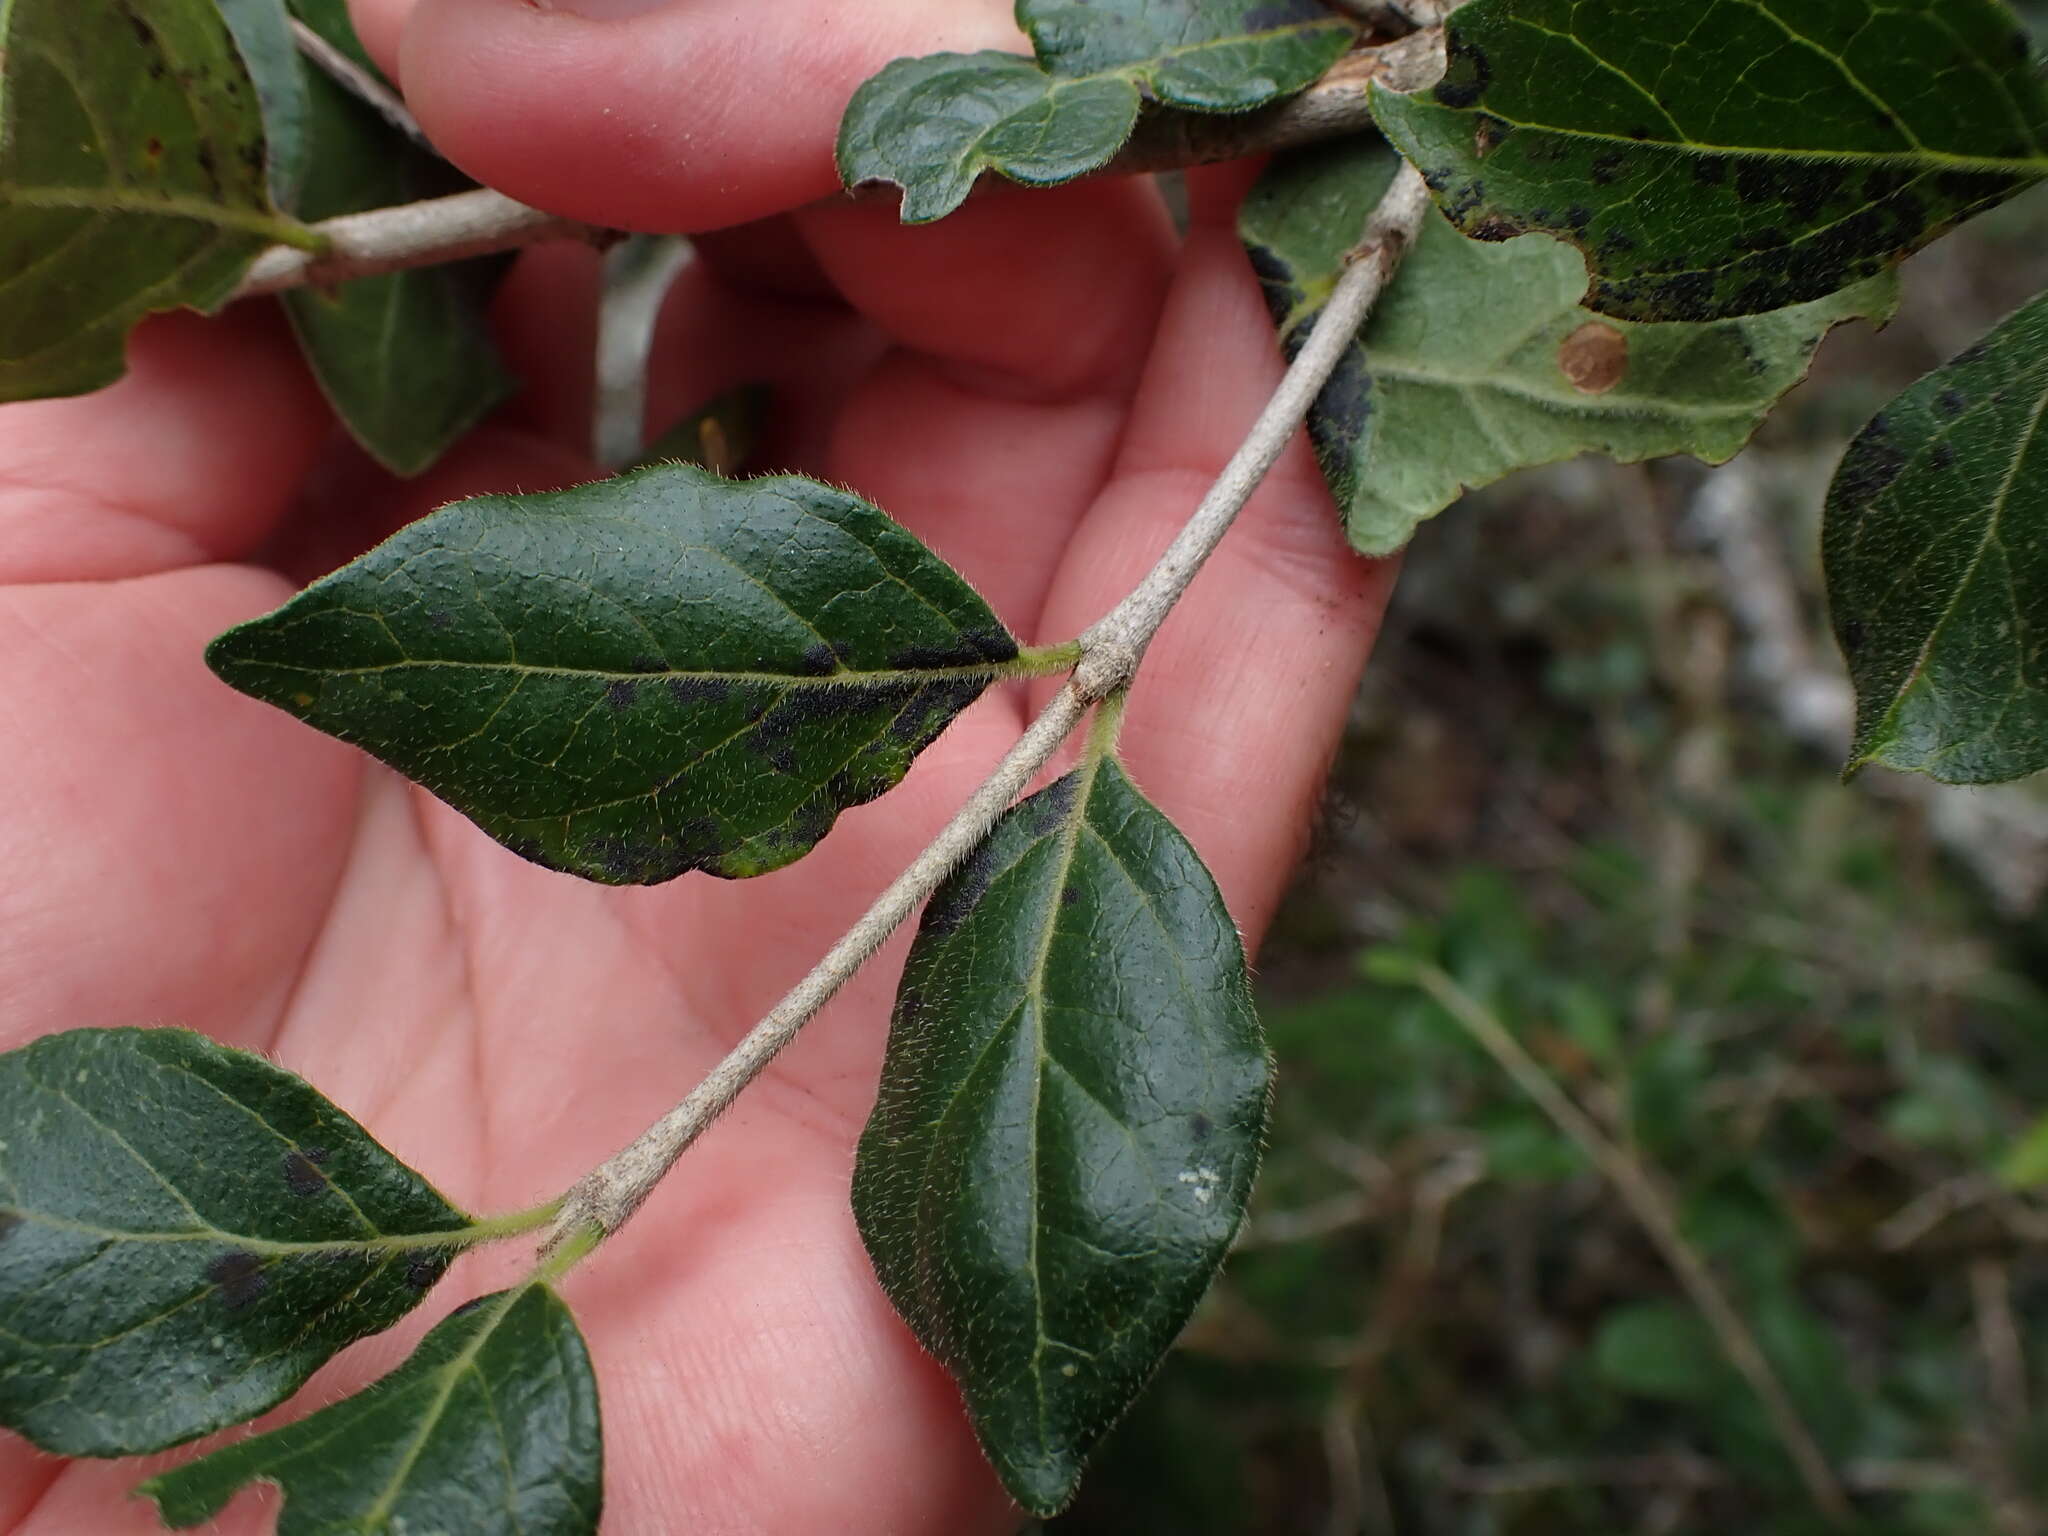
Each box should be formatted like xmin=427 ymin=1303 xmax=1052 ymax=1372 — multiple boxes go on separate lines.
xmin=1559 ymin=322 xmax=1629 ymax=394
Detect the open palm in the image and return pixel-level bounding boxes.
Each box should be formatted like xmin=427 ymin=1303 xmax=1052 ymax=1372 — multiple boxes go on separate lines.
xmin=0 ymin=3 xmax=1393 ymax=1529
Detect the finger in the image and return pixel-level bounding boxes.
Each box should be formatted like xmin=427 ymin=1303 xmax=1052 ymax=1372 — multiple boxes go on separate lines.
xmin=802 ymin=179 xmax=1177 ymax=634
xmin=0 ymin=305 xmax=331 ymax=586
xmin=1033 ymin=225 xmax=1398 ymax=944
xmin=379 ymin=0 xmax=1024 ymax=231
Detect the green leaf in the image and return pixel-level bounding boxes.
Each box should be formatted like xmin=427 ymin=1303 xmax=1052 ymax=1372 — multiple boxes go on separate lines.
xmin=1998 ymin=1109 xmax=2048 ymax=1188
xmin=854 ymin=754 xmax=1270 ymax=1516
xmin=839 ymin=0 xmax=1356 ymax=223
xmin=1241 ymin=137 xmax=1897 ymax=554
xmin=207 ymin=463 xmax=1026 ymax=885
xmin=141 ymin=1283 xmax=602 ymax=1536
xmin=216 ymin=0 xmax=311 ymax=206
xmin=281 ymin=66 xmax=512 ymax=475
xmin=1370 ymin=0 xmax=2048 ymax=321
xmin=1594 ymin=1300 xmax=1726 ymax=1404
xmin=0 ymin=1027 xmax=473 ymax=1457
xmin=0 ymin=0 xmax=311 ymax=400
xmin=1826 ymin=289 xmax=2048 ymax=783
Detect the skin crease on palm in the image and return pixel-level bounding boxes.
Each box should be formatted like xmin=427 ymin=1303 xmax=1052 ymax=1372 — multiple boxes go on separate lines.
xmin=0 ymin=0 xmax=1398 ymax=1530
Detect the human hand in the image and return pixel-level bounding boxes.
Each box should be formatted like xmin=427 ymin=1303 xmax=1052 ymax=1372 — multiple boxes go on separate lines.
xmin=0 ymin=2 xmax=1394 ymax=1530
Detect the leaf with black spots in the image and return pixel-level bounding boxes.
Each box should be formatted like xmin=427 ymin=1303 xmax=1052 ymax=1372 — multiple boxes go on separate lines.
xmin=207 ymin=463 xmax=1029 ymax=885
xmin=142 ymin=1284 xmax=602 ymax=1536
xmin=0 ymin=1028 xmax=475 ymax=1457
xmin=840 ymin=0 xmax=1357 ymax=222
xmin=1241 ymin=136 xmax=1895 ymax=553
xmin=855 ymin=755 xmax=1269 ymax=1515
xmin=1371 ymin=0 xmax=2048 ymax=320
xmin=0 ymin=0 xmax=315 ymax=400
xmin=1827 ymin=288 xmax=2048 ymax=783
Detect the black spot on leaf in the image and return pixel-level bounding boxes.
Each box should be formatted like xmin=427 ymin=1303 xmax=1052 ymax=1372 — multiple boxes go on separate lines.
xmin=604 ymin=679 xmax=638 ymax=710
xmin=282 ymin=1151 xmax=328 ymax=1197
xmin=1931 ymin=441 xmax=1957 ymax=470
xmin=797 ymin=643 xmax=838 ymax=677
xmin=924 ymin=840 xmax=1002 ymax=937
xmin=1027 ymin=773 xmax=1083 ymax=838
xmin=1432 ymin=36 xmax=1490 ymax=110
xmin=404 ymin=1253 xmax=446 ymax=1291
xmin=630 ymin=655 xmax=667 ymax=675
xmin=1189 ymin=1112 xmax=1214 ymax=1141
xmin=450 ymin=1293 xmax=490 ymax=1318
xmin=667 ymin=675 xmax=736 ymax=708
xmin=1589 ymin=151 xmax=1627 ymax=186
xmin=207 ymin=1252 xmax=268 ymax=1311
xmin=1938 ymin=389 xmax=1968 ymax=418
xmin=1841 ymin=619 xmax=1866 ymax=654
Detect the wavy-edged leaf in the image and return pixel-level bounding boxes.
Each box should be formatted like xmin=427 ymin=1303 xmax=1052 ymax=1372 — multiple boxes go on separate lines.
xmin=0 ymin=1028 xmax=472 ymax=1457
xmin=1242 ymin=137 xmax=1897 ymax=553
xmin=1371 ymin=0 xmax=2048 ymax=321
xmin=142 ymin=1284 xmax=602 ymax=1536
xmin=216 ymin=0 xmax=311 ymax=205
xmin=208 ymin=463 xmax=1024 ymax=885
xmin=854 ymin=754 xmax=1269 ymax=1515
xmin=1826 ymin=289 xmax=2048 ymax=784
xmin=281 ymin=65 xmax=511 ymax=474
xmin=840 ymin=0 xmax=1356 ymax=223
xmin=0 ymin=0 xmax=311 ymax=400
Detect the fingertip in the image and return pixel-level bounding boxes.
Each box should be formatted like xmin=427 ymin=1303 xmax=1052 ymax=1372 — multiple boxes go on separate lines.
xmin=398 ymin=0 xmax=1023 ymax=231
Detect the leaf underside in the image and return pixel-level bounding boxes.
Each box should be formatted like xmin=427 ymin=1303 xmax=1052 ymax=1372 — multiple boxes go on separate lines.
xmin=207 ymin=463 xmax=1020 ymax=885
xmin=839 ymin=0 xmax=1357 ymax=223
xmin=1241 ymin=137 xmax=1897 ymax=554
xmin=142 ymin=1284 xmax=603 ymax=1536
xmin=215 ymin=0 xmax=311 ymax=207
xmin=0 ymin=1028 xmax=469 ymax=1457
xmin=0 ymin=0 xmax=290 ymax=400
xmin=1826 ymin=288 xmax=2048 ymax=784
xmin=281 ymin=63 xmax=512 ymax=475
xmin=854 ymin=755 xmax=1270 ymax=1515
xmin=1371 ymin=0 xmax=2048 ymax=321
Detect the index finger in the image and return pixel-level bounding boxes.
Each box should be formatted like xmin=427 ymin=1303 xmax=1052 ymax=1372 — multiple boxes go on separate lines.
xmin=352 ymin=0 xmax=1023 ymax=231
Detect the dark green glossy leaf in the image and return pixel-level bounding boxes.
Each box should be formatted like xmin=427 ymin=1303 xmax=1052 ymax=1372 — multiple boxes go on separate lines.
xmin=281 ymin=66 xmax=511 ymax=475
xmin=0 ymin=1028 xmax=471 ymax=1457
xmin=1242 ymin=137 xmax=1896 ymax=553
xmin=855 ymin=754 xmax=1270 ymax=1515
xmin=1371 ymin=0 xmax=2048 ymax=321
xmin=840 ymin=0 xmax=1356 ymax=223
xmin=208 ymin=463 xmax=1024 ymax=885
xmin=0 ymin=0 xmax=310 ymax=400
xmin=1826 ymin=289 xmax=2048 ymax=783
xmin=142 ymin=1284 xmax=602 ymax=1536
xmin=216 ymin=0 xmax=311 ymax=205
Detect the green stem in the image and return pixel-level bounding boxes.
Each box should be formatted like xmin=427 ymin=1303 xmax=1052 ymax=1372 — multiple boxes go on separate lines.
xmin=1082 ymin=689 xmax=1129 ymax=762
xmin=459 ymin=1197 xmax=565 ymax=1245
xmin=531 ymin=1221 xmax=602 ymax=1287
xmin=1008 ymin=640 xmax=1085 ymax=678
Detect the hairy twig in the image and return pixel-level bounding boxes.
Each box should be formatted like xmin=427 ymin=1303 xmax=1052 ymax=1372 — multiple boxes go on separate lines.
xmin=545 ymin=163 xmax=1433 ymax=1248
xmin=290 ymin=20 xmax=430 ymax=149
xmin=1409 ymin=963 xmax=1856 ymax=1527
xmin=230 ymin=33 xmax=1427 ymax=300
xmin=231 ymin=188 xmax=597 ymax=298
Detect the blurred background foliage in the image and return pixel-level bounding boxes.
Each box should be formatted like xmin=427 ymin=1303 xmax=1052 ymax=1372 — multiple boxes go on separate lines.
xmin=1043 ymin=182 xmax=2048 ymax=1536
